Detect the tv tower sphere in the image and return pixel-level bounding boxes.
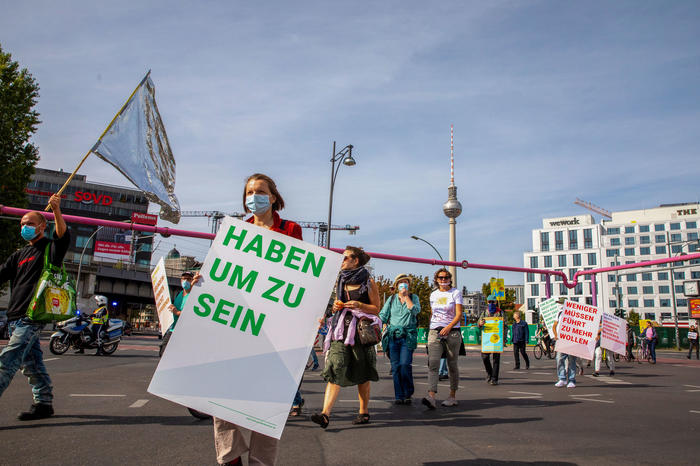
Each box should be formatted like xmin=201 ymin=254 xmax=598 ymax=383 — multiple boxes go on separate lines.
xmin=443 ymin=185 xmax=462 ymax=219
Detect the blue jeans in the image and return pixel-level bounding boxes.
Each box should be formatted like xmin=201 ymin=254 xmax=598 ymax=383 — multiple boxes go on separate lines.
xmin=388 ymin=337 xmax=414 ymax=400
xmin=556 ymin=352 xmax=577 ymax=383
xmin=0 ymin=318 xmax=53 ymax=403
xmin=310 ymin=348 xmax=319 ymax=367
xmin=439 ymin=358 xmax=448 ymax=376
xmin=646 ymin=339 xmax=657 ymax=362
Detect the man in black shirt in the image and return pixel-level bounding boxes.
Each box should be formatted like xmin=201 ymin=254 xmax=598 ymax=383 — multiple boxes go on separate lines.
xmin=0 ymin=194 xmax=70 ymax=420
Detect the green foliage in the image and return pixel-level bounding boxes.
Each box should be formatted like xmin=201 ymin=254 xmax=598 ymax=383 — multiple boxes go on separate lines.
xmin=627 ymin=310 xmax=640 ymax=330
xmin=375 ymin=273 xmax=434 ymax=328
xmin=0 ymin=44 xmax=40 ymax=264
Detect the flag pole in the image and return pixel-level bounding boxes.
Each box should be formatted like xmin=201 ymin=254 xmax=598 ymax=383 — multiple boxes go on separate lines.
xmin=45 ymin=70 xmax=152 ymax=211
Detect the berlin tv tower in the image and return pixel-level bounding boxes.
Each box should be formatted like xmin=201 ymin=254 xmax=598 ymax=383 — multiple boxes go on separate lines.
xmin=442 ymin=125 xmax=462 ymax=287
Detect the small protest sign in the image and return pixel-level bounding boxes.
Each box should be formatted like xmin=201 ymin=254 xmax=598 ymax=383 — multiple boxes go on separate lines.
xmin=148 ymin=217 xmax=343 ymax=439
xmin=600 ymin=312 xmax=627 ymax=355
xmin=538 ymin=297 xmax=561 ymax=337
xmin=554 ymin=300 xmax=602 ymax=359
xmin=481 ymin=317 xmax=504 ymax=353
xmin=151 ymin=257 xmax=173 ymax=336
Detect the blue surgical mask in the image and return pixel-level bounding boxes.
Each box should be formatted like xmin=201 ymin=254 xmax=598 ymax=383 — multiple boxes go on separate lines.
xmin=181 ymin=280 xmax=192 ymax=291
xmin=21 ymin=225 xmax=38 ymax=241
xmin=398 ymin=283 xmax=408 ymax=291
xmin=245 ymin=194 xmax=271 ymax=214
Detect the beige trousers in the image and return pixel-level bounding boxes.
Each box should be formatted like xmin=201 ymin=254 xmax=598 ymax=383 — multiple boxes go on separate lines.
xmin=213 ymin=417 xmax=279 ymax=465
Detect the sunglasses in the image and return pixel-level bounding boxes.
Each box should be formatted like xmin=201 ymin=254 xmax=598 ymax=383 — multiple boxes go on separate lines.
xmin=343 ymin=256 xmax=355 ymax=262
xmin=437 ymin=276 xmax=450 ymax=280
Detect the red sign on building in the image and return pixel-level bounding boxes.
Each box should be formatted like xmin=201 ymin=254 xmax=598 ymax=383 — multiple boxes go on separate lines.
xmin=690 ymin=298 xmax=700 ymax=319
xmin=132 ymin=212 xmax=158 ymax=225
xmin=95 ymin=241 xmax=131 ymax=256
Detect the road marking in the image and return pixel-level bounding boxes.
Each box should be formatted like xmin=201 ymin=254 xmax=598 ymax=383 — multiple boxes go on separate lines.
xmin=690 ymin=410 xmax=700 ymax=414
xmin=43 ymin=358 xmax=59 ymax=362
xmin=685 ymin=389 xmax=700 ymax=393
xmin=534 ymin=372 xmax=550 ymax=375
xmin=509 ymin=391 xmax=542 ymax=396
xmin=70 ymin=394 xmax=127 ymax=397
xmin=129 ymin=399 xmax=149 ymax=408
xmin=684 ymin=384 xmax=700 ymax=388
xmin=508 ymin=396 xmax=542 ymax=399
xmin=584 ymin=375 xmax=631 ymax=385
xmin=569 ymin=393 xmax=601 ymax=397
xmin=570 ymin=396 xmax=613 ymax=403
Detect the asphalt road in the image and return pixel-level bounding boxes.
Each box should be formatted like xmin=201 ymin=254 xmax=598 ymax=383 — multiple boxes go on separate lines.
xmin=1 ymin=335 xmax=699 ymax=466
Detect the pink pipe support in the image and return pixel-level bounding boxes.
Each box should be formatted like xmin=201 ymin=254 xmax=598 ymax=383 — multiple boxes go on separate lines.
xmin=2 ymin=204 xmax=698 ymax=291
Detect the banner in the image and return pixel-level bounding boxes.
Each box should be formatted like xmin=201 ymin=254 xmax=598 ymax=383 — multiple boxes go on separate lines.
xmin=481 ymin=317 xmax=504 ymax=353
xmin=151 ymin=257 xmax=173 ymax=336
xmin=690 ymin=298 xmax=700 ymax=319
xmin=538 ymin=297 xmax=561 ymax=337
xmin=554 ymin=300 xmax=602 ymax=359
xmin=490 ymin=278 xmax=506 ymax=301
xmin=94 ymin=226 xmax=132 ymax=262
xmin=600 ymin=312 xmax=627 ymax=355
xmin=147 ymin=217 xmax=343 ymax=439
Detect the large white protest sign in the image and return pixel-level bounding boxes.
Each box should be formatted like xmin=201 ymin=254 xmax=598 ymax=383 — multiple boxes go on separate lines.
xmin=600 ymin=312 xmax=627 ymax=355
xmin=148 ymin=217 xmax=343 ymax=439
xmin=151 ymin=257 xmax=173 ymax=336
xmin=554 ymin=300 xmax=602 ymax=359
xmin=538 ymin=297 xmax=561 ymax=337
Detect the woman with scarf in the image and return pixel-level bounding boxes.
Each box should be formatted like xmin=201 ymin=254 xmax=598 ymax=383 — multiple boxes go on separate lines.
xmin=213 ymin=173 xmax=302 ymax=466
xmin=379 ymin=273 xmax=420 ymax=405
xmin=311 ymin=246 xmax=381 ymax=428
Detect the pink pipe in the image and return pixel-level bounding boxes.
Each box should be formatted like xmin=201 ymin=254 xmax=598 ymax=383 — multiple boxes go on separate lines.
xmin=3 ymin=204 xmax=698 ymax=291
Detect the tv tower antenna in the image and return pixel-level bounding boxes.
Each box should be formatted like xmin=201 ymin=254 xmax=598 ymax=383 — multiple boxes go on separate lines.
xmin=442 ymin=124 xmax=462 ymax=286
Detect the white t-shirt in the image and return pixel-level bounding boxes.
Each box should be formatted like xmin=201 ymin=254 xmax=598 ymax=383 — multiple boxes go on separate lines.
xmin=429 ymin=288 xmax=462 ymax=329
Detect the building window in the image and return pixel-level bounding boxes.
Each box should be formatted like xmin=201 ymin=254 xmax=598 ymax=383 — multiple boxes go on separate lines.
xmin=657 ymin=272 xmax=669 ymax=280
xmin=607 ymin=227 xmax=620 ymax=234
xmin=644 ymin=299 xmax=655 ymax=308
xmin=689 ymin=232 xmax=699 ymax=241
xmin=575 ymin=283 xmax=583 ymax=295
xmin=639 ymin=225 xmax=650 ymax=232
xmin=527 ymin=298 xmax=537 ymax=310
xmin=627 ymin=286 xmax=638 ymax=294
xmin=687 ymin=221 xmax=697 ymax=229
xmin=675 ymin=285 xmax=684 ymax=294
xmin=609 ymin=300 xmax=617 ymax=308
xmin=626 ymin=273 xmax=636 ymax=281
xmin=624 ymin=226 xmax=635 ymax=234
xmin=670 ymin=233 xmax=682 ymax=243
xmin=642 ymin=272 xmax=653 ymax=281
xmin=540 ymin=232 xmax=549 ymax=251
xmin=625 ymin=247 xmax=635 ymax=256
xmin=655 ymin=234 xmax=665 ymax=243
xmin=671 ymin=244 xmax=683 ymax=254
xmin=75 ymin=235 xmax=94 ymax=249
xmin=674 ymin=271 xmax=685 ymax=280
xmin=527 ymin=273 xmax=535 ymax=282
xmin=640 ymin=247 xmax=651 ymax=255
xmin=610 ymin=238 xmax=621 ymax=246
xmin=587 ymin=253 xmax=597 ymax=266
xmin=530 ymin=256 xmax=538 ymax=268
xmin=643 ymin=286 xmax=654 ymax=294
xmin=559 ymin=284 xmax=568 ymax=295
xmin=555 ymin=231 xmax=564 ymax=251
xmin=608 ymin=275 xmax=616 ymax=283
xmin=568 ymin=268 xmax=576 ymax=280
xmin=544 ymin=256 xmax=552 ymax=268
xmin=655 ymin=246 xmax=667 ymax=254
xmin=531 ymin=284 xmax=539 ymax=296
xmin=640 ymin=235 xmax=650 ymax=244
xmin=677 ymin=299 xmax=688 ymax=307
xmin=572 ymin=254 xmax=581 ymax=266
xmin=628 ymin=299 xmax=639 ymax=307
xmin=655 ymin=224 xmax=665 ymax=231
xmin=670 ymin=222 xmax=681 ymax=231
xmin=569 ymin=230 xmax=578 ymax=249
xmin=606 ymin=249 xmax=619 ymax=258
xmin=584 ymin=229 xmax=593 ymax=249
xmin=692 ymin=271 xmax=700 ymax=279
xmin=679 ymin=312 xmax=689 ymax=320
xmin=659 ymin=285 xmax=670 ymax=294
xmin=558 ymin=255 xmax=567 ymax=267
xmin=689 ymin=243 xmax=699 ymax=252
xmin=660 ymin=312 xmax=672 ymax=320
xmin=660 ymin=299 xmax=671 ymax=307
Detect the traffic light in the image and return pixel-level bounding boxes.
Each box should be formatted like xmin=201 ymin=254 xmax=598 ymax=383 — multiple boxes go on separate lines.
xmin=614 ymin=309 xmax=627 ymax=318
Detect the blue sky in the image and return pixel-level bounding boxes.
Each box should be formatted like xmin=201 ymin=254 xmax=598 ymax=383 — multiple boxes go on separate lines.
xmin=2 ymin=1 xmax=700 ymax=291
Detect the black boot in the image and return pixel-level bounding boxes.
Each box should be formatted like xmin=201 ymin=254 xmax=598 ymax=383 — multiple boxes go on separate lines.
xmin=18 ymin=403 xmax=54 ymax=421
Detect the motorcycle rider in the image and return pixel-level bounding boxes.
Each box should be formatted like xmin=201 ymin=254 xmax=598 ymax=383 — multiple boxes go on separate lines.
xmin=75 ymin=295 xmax=109 ymax=355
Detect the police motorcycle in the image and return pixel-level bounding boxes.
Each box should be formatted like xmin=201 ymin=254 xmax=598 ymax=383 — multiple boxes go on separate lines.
xmin=49 ymin=296 xmax=124 ymax=355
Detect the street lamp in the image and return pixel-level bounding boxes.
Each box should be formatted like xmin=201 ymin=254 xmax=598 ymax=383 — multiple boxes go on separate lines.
xmin=326 ymin=141 xmax=356 ymax=248
xmin=410 ymin=235 xmax=444 ymax=260
xmin=76 ymin=226 xmax=104 ymax=301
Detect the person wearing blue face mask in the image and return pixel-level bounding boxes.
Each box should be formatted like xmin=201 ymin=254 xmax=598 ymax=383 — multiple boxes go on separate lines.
xmin=0 ymin=194 xmax=69 ymax=420
xmin=379 ymin=273 xmax=421 ymax=405
xmin=159 ymin=270 xmax=201 ymax=355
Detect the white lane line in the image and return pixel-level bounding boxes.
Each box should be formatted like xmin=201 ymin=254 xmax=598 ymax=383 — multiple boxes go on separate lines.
xmin=570 ymin=396 xmax=614 ymax=404
xmin=70 ymin=394 xmax=126 ymax=397
xmin=509 ymin=391 xmax=542 ymax=396
xmin=584 ymin=375 xmax=631 ymax=385
xmin=569 ymin=393 xmax=601 ymax=397
xmin=43 ymin=358 xmax=59 ymax=362
xmin=685 ymin=389 xmax=700 ymax=393
xmin=129 ymin=399 xmax=149 ymax=408
xmin=534 ymin=372 xmax=550 ymax=375
xmin=684 ymin=384 xmax=700 ymax=388
xmin=508 ymin=396 xmax=542 ymax=400
xmin=690 ymin=410 xmax=700 ymax=414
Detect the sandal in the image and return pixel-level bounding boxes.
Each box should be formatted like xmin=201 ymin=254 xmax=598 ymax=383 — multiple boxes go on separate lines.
xmin=289 ymin=406 xmax=302 ymax=417
xmin=311 ymin=412 xmax=329 ymax=429
xmin=352 ymin=413 xmax=370 ymax=425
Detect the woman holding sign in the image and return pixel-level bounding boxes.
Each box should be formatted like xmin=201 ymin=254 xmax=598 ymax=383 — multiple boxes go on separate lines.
xmin=213 ymin=173 xmax=302 ymax=466
xmin=422 ymin=268 xmax=463 ymax=409
xmin=312 ymin=246 xmax=381 ymax=428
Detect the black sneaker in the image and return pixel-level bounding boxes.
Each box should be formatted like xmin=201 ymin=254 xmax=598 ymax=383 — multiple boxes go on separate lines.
xmin=438 ymin=374 xmax=449 ymax=381
xmin=18 ymin=403 xmax=54 ymax=421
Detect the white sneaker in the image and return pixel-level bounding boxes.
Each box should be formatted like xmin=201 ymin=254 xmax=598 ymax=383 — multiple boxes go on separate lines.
xmin=555 ymin=380 xmax=566 ymax=388
xmin=567 ymin=382 xmax=576 ymax=388
xmin=421 ymin=395 xmax=436 ymax=410
xmin=441 ymin=397 xmax=458 ymax=407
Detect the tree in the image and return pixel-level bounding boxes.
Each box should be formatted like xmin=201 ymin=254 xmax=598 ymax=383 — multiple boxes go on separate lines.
xmin=375 ymin=273 xmax=434 ymax=328
xmin=627 ymin=310 xmax=640 ymax=331
xmin=0 ymin=44 xmax=40 ymax=264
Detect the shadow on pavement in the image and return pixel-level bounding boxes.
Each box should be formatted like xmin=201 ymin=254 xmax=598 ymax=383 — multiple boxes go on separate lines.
xmin=0 ymin=414 xmax=210 ymax=431
xmin=424 ymin=460 xmax=577 ymax=466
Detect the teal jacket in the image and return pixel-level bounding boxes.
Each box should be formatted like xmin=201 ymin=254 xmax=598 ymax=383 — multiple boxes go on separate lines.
xmin=380 ymin=293 xmax=420 ymax=356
